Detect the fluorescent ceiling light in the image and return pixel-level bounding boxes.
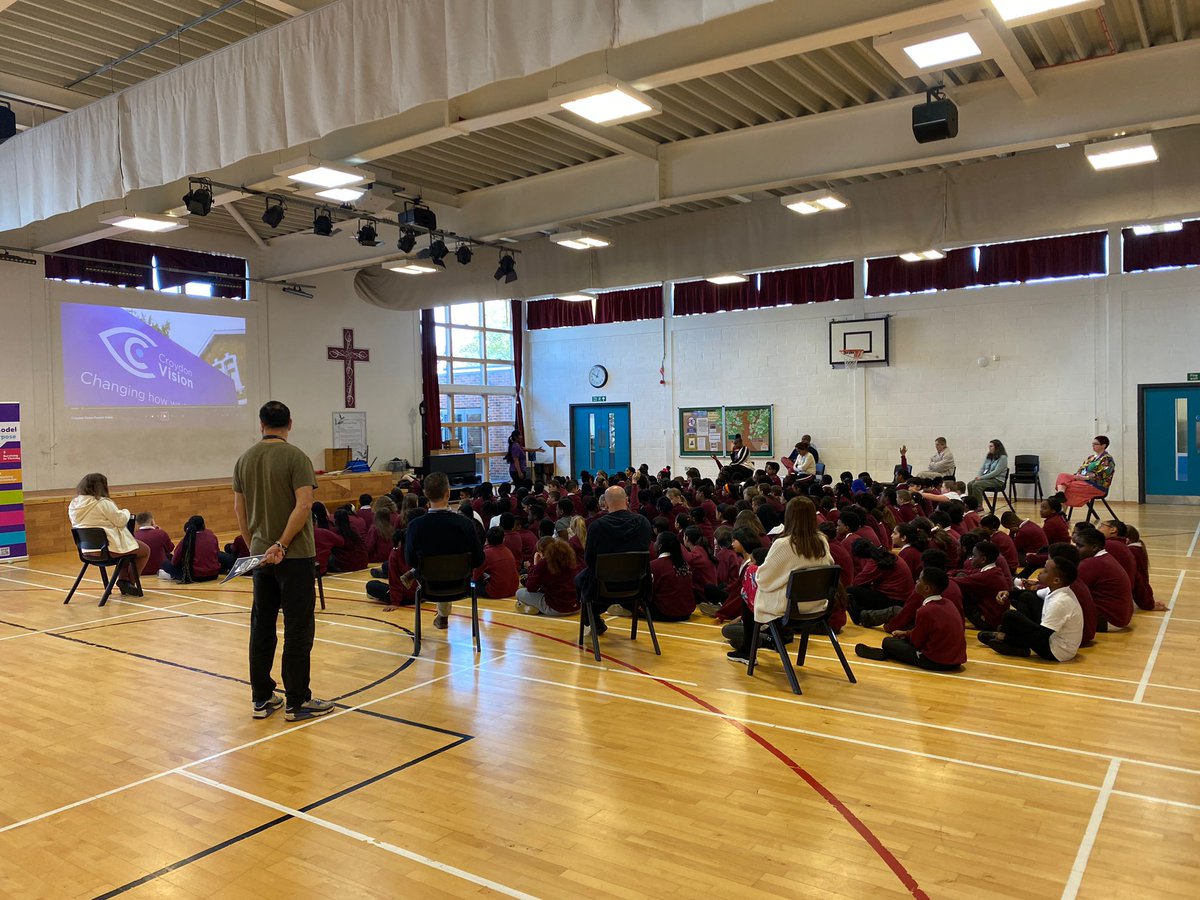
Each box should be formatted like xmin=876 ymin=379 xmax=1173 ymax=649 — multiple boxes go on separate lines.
xmin=780 ymin=189 xmax=850 ymax=215
xmin=314 ymin=186 xmax=366 ymax=202
xmin=1131 ymin=222 xmax=1183 ymax=236
xmin=550 ymin=75 xmax=662 ymax=126
xmin=559 ymin=292 xmax=596 ymax=302
xmin=99 ymin=212 xmax=187 ymax=233
xmin=903 ymin=32 xmax=982 ymax=69
xmin=706 ymin=273 xmax=748 ymax=285
xmin=274 ymin=156 xmax=371 ymax=188
xmin=991 ymin=1 xmax=1104 ymax=27
xmin=1085 ymin=134 xmax=1158 ymax=171
xmin=550 ymin=230 xmax=612 ymax=250
xmin=900 ymin=250 xmax=945 ymax=262
xmin=384 ymin=260 xmax=440 ymax=275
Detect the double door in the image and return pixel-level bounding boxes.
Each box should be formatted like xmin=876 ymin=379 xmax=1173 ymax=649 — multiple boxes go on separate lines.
xmin=1141 ymin=384 xmax=1200 ymax=500
xmin=569 ymin=404 xmax=631 ymax=479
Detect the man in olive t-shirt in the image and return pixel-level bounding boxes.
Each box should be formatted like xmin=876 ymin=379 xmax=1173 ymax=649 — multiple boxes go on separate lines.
xmin=233 ymin=401 xmax=332 ymax=722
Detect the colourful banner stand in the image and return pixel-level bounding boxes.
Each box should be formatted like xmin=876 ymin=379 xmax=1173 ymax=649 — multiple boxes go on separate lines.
xmin=0 ymin=402 xmax=28 ymax=563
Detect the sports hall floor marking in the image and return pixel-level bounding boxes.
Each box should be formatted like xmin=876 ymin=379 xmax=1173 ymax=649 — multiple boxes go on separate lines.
xmin=1188 ymin=517 xmax=1200 ymax=557
xmin=0 ymin=596 xmax=205 ymax=643
xmin=1061 ymin=760 xmax=1121 ymax=900
xmin=1133 ymin=569 xmax=1187 ymax=703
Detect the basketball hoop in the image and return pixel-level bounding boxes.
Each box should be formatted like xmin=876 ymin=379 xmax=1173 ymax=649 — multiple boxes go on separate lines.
xmin=839 ymin=348 xmax=864 ymax=371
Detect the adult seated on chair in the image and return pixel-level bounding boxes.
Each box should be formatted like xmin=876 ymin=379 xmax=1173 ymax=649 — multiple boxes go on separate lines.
xmin=68 ymin=473 xmax=148 ymax=597
xmin=576 ymin=485 xmax=653 ymax=639
xmin=911 ymin=437 xmax=956 ymax=481
xmin=966 ymin=439 xmax=1009 ymax=504
xmin=404 ymin=471 xmax=483 ymax=630
xmin=1055 ymin=436 xmax=1115 ymax=509
xmin=782 ymin=441 xmax=817 ymax=482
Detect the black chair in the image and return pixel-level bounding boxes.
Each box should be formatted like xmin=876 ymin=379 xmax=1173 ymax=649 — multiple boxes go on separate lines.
xmin=1065 ymin=490 xmax=1121 ymax=526
xmin=893 ymin=463 xmax=912 ymax=481
xmin=577 ymin=552 xmax=654 ymax=662
xmin=412 ymin=553 xmax=479 ymax=657
xmin=984 ymin=483 xmax=1014 ymax=514
xmin=1008 ymin=455 xmax=1043 ymax=504
xmin=747 ymin=565 xmax=855 ymax=695
xmin=64 ymin=527 xmax=141 ymax=607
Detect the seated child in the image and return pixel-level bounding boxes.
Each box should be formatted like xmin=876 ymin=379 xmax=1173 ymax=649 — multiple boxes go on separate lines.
xmin=475 ymin=527 xmax=520 ymax=599
xmin=366 ymin=531 xmax=417 ymax=607
xmin=135 ymin=512 xmax=174 ymax=577
xmin=312 ymin=501 xmax=345 ymax=576
xmin=158 ymin=515 xmax=231 ymax=582
xmin=979 ymin=556 xmax=1083 ymax=661
xmin=952 ymin=540 xmax=1009 ymax=630
xmin=516 ymin=536 xmax=580 ymax=616
xmin=855 ymin=567 xmax=965 ymax=671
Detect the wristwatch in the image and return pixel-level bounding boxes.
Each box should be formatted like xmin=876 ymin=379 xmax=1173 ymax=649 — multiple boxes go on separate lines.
xmin=273 ymin=541 xmax=288 ymax=554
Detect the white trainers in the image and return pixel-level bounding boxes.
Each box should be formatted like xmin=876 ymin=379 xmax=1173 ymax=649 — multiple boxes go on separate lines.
xmin=156 ymin=569 xmax=177 ymax=581
xmin=606 ymin=604 xmax=632 ymax=617
xmin=252 ymin=692 xmax=284 ymax=719
xmin=285 ymin=698 xmax=335 ymax=721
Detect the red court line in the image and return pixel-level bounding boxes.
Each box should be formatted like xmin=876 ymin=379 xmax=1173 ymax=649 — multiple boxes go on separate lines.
xmin=472 ymin=614 xmax=929 ymax=900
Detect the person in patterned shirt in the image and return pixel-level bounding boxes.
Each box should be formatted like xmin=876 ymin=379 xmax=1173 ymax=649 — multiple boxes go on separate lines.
xmin=1055 ymin=436 xmax=1115 ymax=508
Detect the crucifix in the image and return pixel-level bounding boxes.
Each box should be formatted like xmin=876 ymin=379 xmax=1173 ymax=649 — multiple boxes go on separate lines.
xmin=327 ymin=328 xmax=370 ymax=408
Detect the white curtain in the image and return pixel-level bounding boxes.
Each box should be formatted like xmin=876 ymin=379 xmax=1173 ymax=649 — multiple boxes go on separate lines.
xmin=0 ymin=0 xmax=770 ymax=232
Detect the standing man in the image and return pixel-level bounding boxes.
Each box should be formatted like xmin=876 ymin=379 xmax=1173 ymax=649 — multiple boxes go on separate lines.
xmin=576 ymin=486 xmax=654 ymax=637
xmin=405 ymin=471 xmax=483 ymax=629
xmin=233 ymin=401 xmax=333 ymax=722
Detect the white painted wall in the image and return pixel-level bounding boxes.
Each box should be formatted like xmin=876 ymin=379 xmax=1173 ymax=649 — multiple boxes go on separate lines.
xmin=524 ymin=261 xmax=1200 ymax=502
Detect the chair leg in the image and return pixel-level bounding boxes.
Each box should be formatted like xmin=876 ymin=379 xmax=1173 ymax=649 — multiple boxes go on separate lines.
xmin=98 ymin=566 xmax=118 ymax=607
xmin=587 ymin=602 xmax=601 ymax=662
xmin=826 ymin=622 xmax=857 ymax=684
xmin=629 ymin=595 xmax=640 ymax=640
xmin=746 ymin=619 xmax=760 ymax=674
xmin=64 ymin=563 xmax=89 ymax=605
xmin=771 ymin=622 xmax=801 ymax=695
xmin=1101 ymin=497 xmax=1120 ymax=524
xmin=1085 ymin=500 xmax=1097 ymax=524
xmin=795 ymin=629 xmax=811 ymax=666
xmin=412 ymin=589 xmax=422 ymax=657
xmin=471 ymin=585 xmax=481 ymax=654
xmin=1004 ymin=487 xmax=1015 ymax=513
xmin=641 ymin=601 xmax=660 ymax=656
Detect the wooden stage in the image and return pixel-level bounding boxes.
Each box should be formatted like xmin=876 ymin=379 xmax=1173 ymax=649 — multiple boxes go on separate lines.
xmin=0 ymin=499 xmax=1197 ymax=898
xmin=23 ymin=471 xmax=395 ymax=556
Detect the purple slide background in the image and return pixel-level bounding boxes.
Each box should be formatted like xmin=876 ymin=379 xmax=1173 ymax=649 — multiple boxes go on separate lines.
xmin=61 ymin=303 xmax=238 ymax=408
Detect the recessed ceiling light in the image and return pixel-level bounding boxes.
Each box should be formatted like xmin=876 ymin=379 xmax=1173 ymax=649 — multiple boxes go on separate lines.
xmin=550 ymin=230 xmax=612 ymax=250
xmin=1085 ymin=134 xmax=1158 ymax=171
xmin=903 ymin=32 xmax=982 ymax=69
xmin=314 ymin=186 xmax=366 ymax=202
xmin=559 ymin=292 xmax=596 ymax=302
xmin=706 ymin=273 xmax=748 ymax=285
xmin=991 ymin=1 xmax=1105 ymax=28
xmin=1130 ymin=221 xmax=1183 ymax=236
xmin=384 ymin=260 xmax=439 ymax=275
xmin=900 ymin=250 xmax=946 ymax=262
xmin=550 ymin=75 xmax=662 ymax=126
xmin=99 ymin=212 xmax=187 ymax=233
xmin=274 ymin=156 xmax=371 ymax=188
xmin=780 ymin=189 xmax=850 ymax=215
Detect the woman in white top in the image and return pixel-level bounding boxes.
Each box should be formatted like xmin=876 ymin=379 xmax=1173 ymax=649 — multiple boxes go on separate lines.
xmin=67 ymin=472 xmax=149 ymax=595
xmin=753 ymin=496 xmax=835 ymax=624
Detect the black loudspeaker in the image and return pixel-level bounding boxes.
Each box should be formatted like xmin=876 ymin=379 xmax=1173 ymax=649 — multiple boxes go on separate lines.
xmin=0 ymin=102 xmax=16 ymax=143
xmin=912 ymin=97 xmax=958 ymax=144
xmin=398 ymin=205 xmax=437 ymax=231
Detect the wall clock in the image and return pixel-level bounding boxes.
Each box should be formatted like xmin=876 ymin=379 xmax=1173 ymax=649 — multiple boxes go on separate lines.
xmin=588 ymin=364 xmax=609 ymax=388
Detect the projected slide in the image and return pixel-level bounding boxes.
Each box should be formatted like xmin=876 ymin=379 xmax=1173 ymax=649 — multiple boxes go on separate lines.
xmin=61 ymin=302 xmax=247 ymax=408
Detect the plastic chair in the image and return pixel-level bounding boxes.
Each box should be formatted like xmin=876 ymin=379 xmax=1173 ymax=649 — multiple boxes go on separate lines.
xmin=64 ymin=527 xmax=141 ymax=607
xmin=577 ymin=552 xmax=654 ymax=662
xmin=412 ymin=553 xmax=479 ymax=657
xmin=1065 ymin=490 xmax=1121 ymax=526
xmin=747 ymin=565 xmax=854 ymax=695
xmin=1008 ymin=455 xmax=1043 ymax=503
xmin=984 ymin=483 xmax=1014 ymax=514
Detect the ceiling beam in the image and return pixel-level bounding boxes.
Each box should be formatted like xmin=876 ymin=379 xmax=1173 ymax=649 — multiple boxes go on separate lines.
xmin=535 ymin=114 xmax=660 ymax=161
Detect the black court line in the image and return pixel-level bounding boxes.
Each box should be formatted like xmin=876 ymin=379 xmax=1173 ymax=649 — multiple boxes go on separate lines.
xmin=93 ymin=735 xmax=472 ymax=899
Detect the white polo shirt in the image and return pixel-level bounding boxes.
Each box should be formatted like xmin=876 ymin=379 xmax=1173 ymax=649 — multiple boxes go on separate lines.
xmin=1041 ymin=586 xmax=1083 ymax=661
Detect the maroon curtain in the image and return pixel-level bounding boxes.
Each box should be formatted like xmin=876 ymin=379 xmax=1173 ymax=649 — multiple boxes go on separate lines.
xmin=758 ymin=262 xmax=853 ymax=305
xmin=976 ymin=232 xmax=1105 ymax=285
xmin=510 ymin=299 xmax=525 ymax=436
xmin=44 ymin=238 xmax=153 ymax=289
xmin=526 ymin=298 xmax=595 ymax=329
xmin=866 ymin=248 xmax=975 ymax=297
xmin=1123 ymin=221 xmax=1200 ymax=272
xmin=594 ymin=286 xmax=662 ymax=324
xmin=672 ymin=278 xmax=757 ymax=316
xmin=154 ymin=246 xmax=248 ymax=299
xmin=419 ymin=309 xmax=442 ymax=458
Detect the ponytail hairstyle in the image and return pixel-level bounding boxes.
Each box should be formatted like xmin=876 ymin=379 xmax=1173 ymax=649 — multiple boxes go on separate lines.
xmin=312 ymin=501 xmax=331 ymax=530
xmin=683 ymin=525 xmax=717 ymax=563
xmin=656 ymin=531 xmax=690 ymax=575
xmin=851 ymin=537 xmax=896 ymax=568
xmin=177 ymin=515 xmax=205 ymax=584
xmin=896 ymin=522 xmax=928 ymax=552
xmin=333 ymin=508 xmax=364 ymax=546
xmin=373 ymin=496 xmax=397 ymax=544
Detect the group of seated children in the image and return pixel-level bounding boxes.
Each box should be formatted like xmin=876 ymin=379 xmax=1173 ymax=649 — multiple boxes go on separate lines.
xmin=134 ymin=512 xmax=235 ymax=583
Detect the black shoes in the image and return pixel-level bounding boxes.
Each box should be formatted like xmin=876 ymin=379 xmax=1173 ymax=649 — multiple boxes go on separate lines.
xmin=854 ymin=643 xmax=887 ymax=661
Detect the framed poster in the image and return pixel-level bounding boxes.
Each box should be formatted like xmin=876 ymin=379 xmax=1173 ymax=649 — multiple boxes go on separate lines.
xmin=332 ymin=411 xmax=368 ymax=461
xmin=679 ymin=408 xmax=725 ymax=457
xmin=722 ymin=405 xmax=773 ymax=457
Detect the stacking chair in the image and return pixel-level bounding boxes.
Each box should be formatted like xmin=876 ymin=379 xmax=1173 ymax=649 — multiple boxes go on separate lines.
xmin=1065 ymin=490 xmax=1121 ymax=526
xmin=747 ymin=565 xmax=855 ymax=695
xmin=984 ymin=483 xmax=1014 ymax=514
xmin=412 ymin=553 xmax=478 ymax=657
xmin=64 ymin=527 xmax=141 ymax=607
xmin=577 ymin=552 xmax=654 ymax=662
xmin=1008 ymin=455 xmax=1043 ymax=504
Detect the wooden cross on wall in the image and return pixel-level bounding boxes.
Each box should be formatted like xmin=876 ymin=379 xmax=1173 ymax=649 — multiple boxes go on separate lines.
xmin=327 ymin=328 xmax=370 ymax=408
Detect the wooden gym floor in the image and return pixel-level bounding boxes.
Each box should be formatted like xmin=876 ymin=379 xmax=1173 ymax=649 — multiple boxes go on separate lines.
xmin=1 ymin=502 xmax=1198 ymax=899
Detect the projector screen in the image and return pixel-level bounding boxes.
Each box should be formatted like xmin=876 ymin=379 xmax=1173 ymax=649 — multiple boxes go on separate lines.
xmin=60 ymin=301 xmax=247 ymax=409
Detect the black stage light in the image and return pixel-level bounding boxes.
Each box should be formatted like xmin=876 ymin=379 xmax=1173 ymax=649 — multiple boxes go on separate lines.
xmin=912 ymin=84 xmax=958 ymax=144
xmin=183 ymin=179 xmax=214 ymax=216
xmin=0 ymin=100 xmax=15 ymax=143
xmin=355 ymin=221 xmax=380 ymax=246
xmin=313 ymin=206 xmax=335 ymax=236
xmin=397 ymin=226 xmax=418 ymax=253
xmin=428 ymin=238 xmax=449 ymax=267
xmin=261 ymin=196 xmax=286 ymax=229
xmin=455 ymin=243 xmax=473 ymax=265
xmin=494 ymin=253 xmax=518 ymax=284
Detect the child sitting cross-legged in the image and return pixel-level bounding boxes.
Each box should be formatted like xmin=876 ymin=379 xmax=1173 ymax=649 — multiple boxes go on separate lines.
xmin=515 ymin=536 xmax=580 ymax=616
xmin=855 ymin=567 xmax=966 ymax=671
xmin=135 ymin=512 xmax=174 ymax=577
xmin=977 ymin=556 xmax=1084 ymax=661
xmin=475 ymin=526 xmax=520 ymax=600
xmin=158 ymin=515 xmax=233 ymax=583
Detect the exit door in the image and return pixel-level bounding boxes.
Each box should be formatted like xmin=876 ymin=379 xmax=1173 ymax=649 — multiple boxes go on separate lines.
xmin=570 ymin=404 xmax=631 ymax=479
xmin=1140 ymin=384 xmax=1200 ymax=501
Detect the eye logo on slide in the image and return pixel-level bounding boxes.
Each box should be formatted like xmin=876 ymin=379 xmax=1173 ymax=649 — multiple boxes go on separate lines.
xmin=98 ymin=327 xmax=158 ymax=380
